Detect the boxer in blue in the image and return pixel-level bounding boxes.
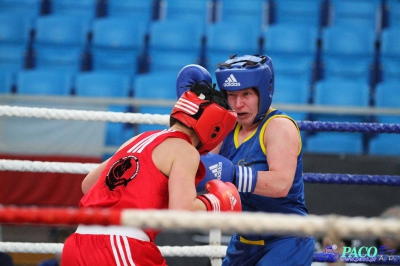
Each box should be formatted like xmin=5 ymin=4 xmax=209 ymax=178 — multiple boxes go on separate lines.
xmin=176 ymin=56 xmax=315 ymax=265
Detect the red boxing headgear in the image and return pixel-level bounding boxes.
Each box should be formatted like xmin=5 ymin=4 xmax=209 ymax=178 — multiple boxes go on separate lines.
xmin=171 ymin=89 xmax=237 ymax=154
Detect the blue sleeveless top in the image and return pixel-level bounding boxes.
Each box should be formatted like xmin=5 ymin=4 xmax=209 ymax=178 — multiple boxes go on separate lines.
xmin=220 ymin=109 xmax=308 ymax=216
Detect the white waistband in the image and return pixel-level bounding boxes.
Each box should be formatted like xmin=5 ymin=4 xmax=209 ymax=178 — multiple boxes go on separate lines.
xmin=76 ymin=225 xmax=150 ymax=242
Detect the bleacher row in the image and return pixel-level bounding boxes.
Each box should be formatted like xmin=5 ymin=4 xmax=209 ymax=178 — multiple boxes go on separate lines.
xmin=0 ymin=0 xmax=399 ymax=156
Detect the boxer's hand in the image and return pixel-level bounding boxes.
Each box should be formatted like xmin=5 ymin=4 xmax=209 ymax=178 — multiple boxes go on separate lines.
xmin=197 ymin=180 xmax=242 ymax=212
xmin=176 ymin=64 xmax=212 ymax=98
xmin=197 ymin=153 xmax=258 ymax=193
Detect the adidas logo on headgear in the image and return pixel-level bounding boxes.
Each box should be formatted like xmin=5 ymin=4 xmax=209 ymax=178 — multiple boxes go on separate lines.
xmin=223 ymin=74 xmax=241 ymax=87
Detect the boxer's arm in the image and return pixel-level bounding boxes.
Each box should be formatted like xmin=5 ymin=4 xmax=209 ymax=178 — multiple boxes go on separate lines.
xmin=82 ymin=159 xmax=109 ymax=194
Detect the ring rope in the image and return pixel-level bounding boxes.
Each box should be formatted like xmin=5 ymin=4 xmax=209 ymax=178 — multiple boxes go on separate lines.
xmin=1 ymin=242 xmax=399 ymax=265
xmin=0 ymin=242 xmax=226 ymax=258
xmin=1 ymin=159 xmax=399 ymax=186
xmin=1 ymin=105 xmax=400 ymax=133
xmin=0 ymin=207 xmax=399 ymax=240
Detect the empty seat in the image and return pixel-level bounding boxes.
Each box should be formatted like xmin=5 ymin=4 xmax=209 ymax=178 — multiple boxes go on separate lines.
xmin=75 ymin=71 xmax=134 ymax=147
xmin=33 ymin=15 xmax=91 ymax=72
xmin=320 ymin=25 xmax=376 ymax=83
xmin=0 ymin=44 xmax=28 ymax=71
xmin=162 ymin=0 xmax=212 ymax=25
xmin=205 ymin=21 xmax=260 ymax=71
xmin=313 ymin=78 xmax=370 ymax=123
xmin=91 ymin=17 xmax=147 ymax=75
xmin=386 ymin=0 xmax=400 ymax=27
xmin=377 ymin=26 xmax=400 ymax=83
xmin=380 ymin=58 xmax=400 ymax=82
xmin=380 ymin=26 xmax=400 ymax=62
xmin=272 ymin=0 xmax=322 ymax=27
xmin=373 ymin=80 xmax=400 ymax=124
xmin=0 ymin=0 xmax=43 ymax=17
xmin=368 ymin=79 xmax=400 ymax=156
xmin=369 ymin=134 xmax=400 ymax=156
xmin=0 ymin=12 xmax=33 ymax=44
xmin=305 ymin=132 xmax=364 ymax=155
xmin=262 ymin=24 xmax=318 ymax=83
xmin=50 ymin=0 xmax=99 ymax=19
xmin=0 ymin=70 xmax=14 ymax=94
xmin=328 ymin=0 xmax=381 ymax=31
xmin=74 ymin=71 xmax=132 ymax=98
xmin=148 ymin=19 xmax=204 ymax=73
xmin=0 ymin=12 xmax=33 ymax=71
xmin=16 ymin=69 xmax=73 ymax=95
xmin=107 ymin=0 xmax=154 ymax=23
xmin=273 ymin=75 xmax=310 ymax=121
xmin=215 ymin=0 xmax=267 ymax=29
xmin=133 ymin=71 xmax=176 ymax=133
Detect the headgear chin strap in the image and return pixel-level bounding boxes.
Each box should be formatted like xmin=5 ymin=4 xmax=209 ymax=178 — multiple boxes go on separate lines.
xmin=170 ymin=81 xmax=237 ymax=154
xmin=215 ymin=54 xmax=274 ymax=124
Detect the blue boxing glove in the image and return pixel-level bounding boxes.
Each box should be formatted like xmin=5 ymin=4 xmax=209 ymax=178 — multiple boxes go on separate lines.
xmin=197 ymin=153 xmax=258 ymax=193
xmin=176 ymin=64 xmax=212 ymax=98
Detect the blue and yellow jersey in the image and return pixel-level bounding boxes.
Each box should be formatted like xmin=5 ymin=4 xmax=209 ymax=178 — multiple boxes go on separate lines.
xmin=220 ymin=108 xmax=308 ymax=216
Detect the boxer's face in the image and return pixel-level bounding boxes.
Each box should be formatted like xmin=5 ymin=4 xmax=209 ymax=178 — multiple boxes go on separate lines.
xmin=226 ymin=87 xmax=258 ymax=127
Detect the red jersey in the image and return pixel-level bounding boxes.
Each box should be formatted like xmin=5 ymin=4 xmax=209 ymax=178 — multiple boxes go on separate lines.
xmin=80 ymin=129 xmax=205 ymax=242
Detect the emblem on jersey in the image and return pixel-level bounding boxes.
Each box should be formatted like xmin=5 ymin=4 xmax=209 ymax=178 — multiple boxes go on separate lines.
xmin=106 ymin=156 xmax=140 ymax=191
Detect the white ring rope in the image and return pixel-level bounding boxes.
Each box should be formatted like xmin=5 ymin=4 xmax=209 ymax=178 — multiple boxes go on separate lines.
xmin=0 ymin=242 xmax=227 ymax=257
xmin=117 ymin=210 xmax=400 ymax=240
xmin=0 ymin=159 xmax=97 ymax=174
xmin=0 ymin=105 xmax=169 ymax=125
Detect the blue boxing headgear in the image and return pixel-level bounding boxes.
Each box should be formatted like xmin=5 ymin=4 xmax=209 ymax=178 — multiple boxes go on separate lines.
xmin=215 ymin=55 xmax=274 ymax=124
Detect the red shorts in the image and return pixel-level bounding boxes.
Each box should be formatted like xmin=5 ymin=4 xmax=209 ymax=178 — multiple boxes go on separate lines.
xmin=61 ymin=233 xmax=167 ymax=266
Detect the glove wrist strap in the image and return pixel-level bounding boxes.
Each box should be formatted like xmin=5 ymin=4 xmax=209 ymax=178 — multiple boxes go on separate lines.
xmin=234 ymin=165 xmax=257 ymax=193
xmin=197 ymin=194 xmax=220 ymax=212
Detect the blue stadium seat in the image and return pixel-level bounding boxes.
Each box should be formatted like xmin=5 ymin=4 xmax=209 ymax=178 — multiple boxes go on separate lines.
xmin=148 ymin=19 xmax=204 ymax=73
xmin=386 ymin=0 xmax=400 ymax=27
xmin=328 ymin=0 xmax=381 ymax=31
xmin=91 ymin=17 xmax=148 ymax=75
xmin=205 ymin=21 xmax=260 ymax=72
xmin=74 ymin=71 xmax=132 ymax=98
xmin=373 ymin=80 xmax=400 ymax=124
xmin=313 ymin=78 xmax=370 ymax=123
xmin=0 ymin=44 xmax=28 ymax=71
xmin=0 ymin=12 xmax=34 ymax=71
xmin=262 ymin=24 xmax=318 ymax=83
xmin=162 ymin=0 xmax=212 ymax=25
xmin=320 ymin=25 xmax=376 ymax=83
xmin=0 ymin=12 xmax=33 ymax=44
xmin=377 ymin=26 xmax=400 ymax=84
xmin=33 ymin=15 xmax=91 ymax=73
xmin=75 ymin=71 xmax=134 ymax=147
xmin=102 ymin=105 xmax=137 ymax=148
xmin=50 ymin=0 xmax=98 ymax=19
xmin=369 ymin=134 xmax=400 ymax=156
xmin=380 ymin=26 xmax=400 ymax=62
xmin=133 ymin=71 xmax=176 ymax=133
xmin=273 ymin=75 xmax=310 ymax=121
xmin=380 ymin=58 xmax=400 ymax=82
xmin=107 ymin=0 xmax=154 ymax=23
xmin=368 ymin=80 xmax=400 ymax=156
xmin=0 ymin=0 xmax=43 ymax=17
xmin=16 ymin=69 xmax=73 ymax=95
xmin=305 ymin=132 xmax=364 ymax=155
xmin=272 ymin=0 xmax=322 ymax=27
xmin=216 ymin=0 xmax=267 ymax=30
xmin=0 ymin=70 xmax=14 ymax=94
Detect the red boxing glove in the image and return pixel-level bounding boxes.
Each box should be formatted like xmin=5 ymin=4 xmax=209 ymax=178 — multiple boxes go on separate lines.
xmin=197 ymin=179 xmax=242 ymax=212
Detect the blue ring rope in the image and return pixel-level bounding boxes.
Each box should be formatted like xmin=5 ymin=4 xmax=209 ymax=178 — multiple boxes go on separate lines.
xmin=298 ymin=121 xmax=400 ymax=134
